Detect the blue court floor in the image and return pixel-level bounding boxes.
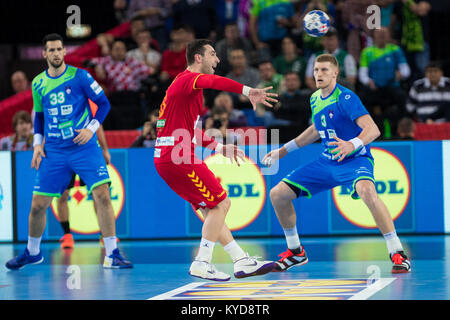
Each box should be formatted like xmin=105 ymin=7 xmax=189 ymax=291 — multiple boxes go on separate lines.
xmin=1 ymin=235 xmax=449 ymax=300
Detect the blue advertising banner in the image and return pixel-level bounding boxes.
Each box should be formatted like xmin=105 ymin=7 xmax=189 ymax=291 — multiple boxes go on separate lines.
xmin=12 ymin=141 xmax=447 ymax=241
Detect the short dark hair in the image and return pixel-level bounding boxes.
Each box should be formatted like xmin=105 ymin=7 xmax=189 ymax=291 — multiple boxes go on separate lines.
xmin=426 ymin=61 xmax=443 ymax=71
xmin=42 ymin=33 xmax=64 ymax=49
xmin=186 ymin=39 xmax=213 ymax=65
xmin=258 ymin=60 xmax=273 ymax=67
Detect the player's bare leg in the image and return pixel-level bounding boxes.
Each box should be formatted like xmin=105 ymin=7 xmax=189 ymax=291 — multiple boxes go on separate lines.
xmin=91 ymin=183 xmax=116 ymax=238
xmin=57 ymin=190 xmax=74 ymax=249
xmin=356 ymin=180 xmax=410 ymax=273
xmin=91 ymin=183 xmax=132 ymax=268
xmin=29 ymin=194 xmax=53 ymax=238
xmin=269 ymin=182 xmax=309 ymax=271
xmin=269 ymin=182 xmax=297 ymax=229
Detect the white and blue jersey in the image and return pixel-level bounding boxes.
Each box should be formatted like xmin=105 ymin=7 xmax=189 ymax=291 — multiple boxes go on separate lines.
xmin=31 ymin=65 xmax=111 ymax=197
xmin=282 ymin=84 xmax=375 ymax=200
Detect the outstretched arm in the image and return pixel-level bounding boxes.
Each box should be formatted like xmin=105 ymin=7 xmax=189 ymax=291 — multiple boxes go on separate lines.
xmin=194 ymin=74 xmax=277 ymax=110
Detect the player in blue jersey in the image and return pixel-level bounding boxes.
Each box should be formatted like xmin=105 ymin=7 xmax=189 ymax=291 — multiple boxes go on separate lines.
xmin=5 ymin=33 xmax=132 ymax=270
xmin=263 ymin=54 xmax=411 ymax=274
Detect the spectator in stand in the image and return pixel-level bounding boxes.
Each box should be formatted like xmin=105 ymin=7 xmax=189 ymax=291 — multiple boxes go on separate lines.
xmin=273 ymin=36 xmax=307 ymax=87
xmin=395 ymin=117 xmax=416 ymax=140
xmin=215 ymin=22 xmax=254 ymax=76
xmin=406 ymin=62 xmax=450 ymax=123
xmin=204 ymin=105 xmax=241 ymax=144
xmin=160 ymin=25 xmax=192 ymax=84
xmin=249 ymin=0 xmax=295 ymax=59
xmin=277 ymin=71 xmax=311 ymax=131
xmin=91 ymin=40 xmax=153 ymax=95
xmin=226 ymin=48 xmax=260 ymax=88
xmin=212 ymin=92 xmax=248 ymax=128
xmin=226 ymin=48 xmax=261 ymax=109
xmin=359 ymin=27 xmax=411 ymax=138
xmin=96 ymin=16 xmax=149 ymax=56
xmin=237 ymin=0 xmax=252 ymax=38
xmin=172 ymin=0 xmax=217 ymax=40
xmin=215 ymin=0 xmax=240 ymax=37
xmin=11 ymin=71 xmax=30 ymax=94
xmin=1 ymin=110 xmax=33 ymax=151
xmin=305 ymin=28 xmax=357 ymax=90
xmin=130 ymin=109 xmax=159 ymax=147
xmin=127 ymin=0 xmax=172 ymax=51
xmin=127 ymin=29 xmax=161 ymax=73
xmin=394 ymin=0 xmax=431 ymax=81
xmin=257 ymin=60 xmax=285 ymax=95
xmin=339 ymin=0 xmax=373 ymax=63
xmin=113 ymin=0 xmax=129 ymax=24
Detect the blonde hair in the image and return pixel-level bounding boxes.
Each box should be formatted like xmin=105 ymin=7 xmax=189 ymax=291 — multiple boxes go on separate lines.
xmin=315 ymin=53 xmax=339 ymax=68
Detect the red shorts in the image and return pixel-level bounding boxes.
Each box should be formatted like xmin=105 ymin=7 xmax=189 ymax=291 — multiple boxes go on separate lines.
xmin=155 ymin=160 xmax=227 ymax=211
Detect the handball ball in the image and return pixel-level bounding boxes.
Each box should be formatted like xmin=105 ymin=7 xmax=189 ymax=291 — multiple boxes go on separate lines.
xmin=303 ymin=10 xmax=330 ymax=37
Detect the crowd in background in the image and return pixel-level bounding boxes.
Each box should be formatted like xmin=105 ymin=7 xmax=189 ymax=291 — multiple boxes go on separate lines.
xmin=5 ymin=0 xmax=450 ymax=151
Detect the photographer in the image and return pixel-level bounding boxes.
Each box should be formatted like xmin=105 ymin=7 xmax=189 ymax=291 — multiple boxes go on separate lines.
xmin=204 ymin=105 xmax=241 ymax=145
xmin=130 ymin=110 xmax=159 ymax=148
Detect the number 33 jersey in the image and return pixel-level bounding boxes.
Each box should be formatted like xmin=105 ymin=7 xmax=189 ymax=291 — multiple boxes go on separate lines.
xmin=31 ymin=65 xmax=104 ymax=149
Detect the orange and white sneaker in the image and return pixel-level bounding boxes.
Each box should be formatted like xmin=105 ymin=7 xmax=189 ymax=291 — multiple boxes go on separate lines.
xmin=390 ymin=251 xmax=411 ymax=273
xmin=274 ymin=247 xmax=308 ymax=272
xmin=59 ymin=233 xmax=74 ymax=249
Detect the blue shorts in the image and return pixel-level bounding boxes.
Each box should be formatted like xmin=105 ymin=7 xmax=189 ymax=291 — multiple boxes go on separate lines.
xmin=33 ymin=141 xmax=110 ymax=198
xmin=282 ymin=156 xmax=374 ymax=199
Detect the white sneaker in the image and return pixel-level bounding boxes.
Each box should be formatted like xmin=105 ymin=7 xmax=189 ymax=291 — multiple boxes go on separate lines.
xmin=234 ymin=253 xmax=275 ymax=279
xmin=188 ymin=260 xmax=231 ymax=281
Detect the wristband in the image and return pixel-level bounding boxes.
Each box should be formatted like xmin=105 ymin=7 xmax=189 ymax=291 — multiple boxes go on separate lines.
xmin=283 ymin=139 xmax=299 ymax=153
xmin=33 ymin=134 xmax=43 ymax=147
xmin=349 ymin=137 xmax=364 ymax=150
xmin=86 ymin=119 xmax=100 ymax=133
xmin=242 ymin=85 xmax=251 ymax=97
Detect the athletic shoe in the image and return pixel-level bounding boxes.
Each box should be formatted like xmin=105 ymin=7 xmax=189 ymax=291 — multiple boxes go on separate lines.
xmin=234 ymin=254 xmax=275 ymax=278
xmin=188 ymin=260 xmax=231 ymax=281
xmin=99 ymin=236 xmax=120 ymax=247
xmin=59 ymin=233 xmax=74 ymax=249
xmin=390 ymin=251 xmax=411 ymax=273
xmin=5 ymin=248 xmax=44 ymax=270
xmin=274 ymin=247 xmax=308 ymax=272
xmin=103 ymin=248 xmax=133 ymax=269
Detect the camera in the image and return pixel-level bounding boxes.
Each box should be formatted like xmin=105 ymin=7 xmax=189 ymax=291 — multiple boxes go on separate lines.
xmin=213 ymin=119 xmax=223 ymax=129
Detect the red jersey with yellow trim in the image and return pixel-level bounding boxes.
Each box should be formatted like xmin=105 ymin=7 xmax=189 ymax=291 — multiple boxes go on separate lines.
xmin=154 ymin=69 xmax=244 ymax=164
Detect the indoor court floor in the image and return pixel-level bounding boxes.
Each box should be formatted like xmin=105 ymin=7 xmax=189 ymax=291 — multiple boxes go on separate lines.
xmin=0 ymin=235 xmax=449 ymax=300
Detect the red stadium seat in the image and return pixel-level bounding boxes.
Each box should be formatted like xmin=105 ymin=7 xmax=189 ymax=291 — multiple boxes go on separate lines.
xmin=414 ymin=123 xmax=450 ymax=140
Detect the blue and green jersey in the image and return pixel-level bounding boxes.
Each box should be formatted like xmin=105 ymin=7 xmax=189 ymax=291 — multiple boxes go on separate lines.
xmin=359 ymin=44 xmax=407 ymax=87
xmin=310 ymin=84 xmax=373 ymax=161
xmin=32 ymin=65 xmax=106 ymax=149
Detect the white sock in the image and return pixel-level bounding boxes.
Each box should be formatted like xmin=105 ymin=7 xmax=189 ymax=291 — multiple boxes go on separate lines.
xmin=103 ymin=236 xmax=117 ymax=257
xmin=223 ymin=240 xmax=246 ymax=262
xmin=383 ymin=231 xmax=403 ymax=255
xmin=283 ymin=226 xmax=301 ymax=250
xmin=196 ymin=238 xmax=215 ymax=263
xmin=27 ymin=236 xmax=41 ymax=256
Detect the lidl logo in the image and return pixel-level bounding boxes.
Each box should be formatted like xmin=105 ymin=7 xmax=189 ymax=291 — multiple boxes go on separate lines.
xmin=332 ymin=148 xmax=410 ymax=228
xmin=50 ymin=164 xmax=125 ymax=234
xmin=194 ymin=154 xmax=266 ymax=231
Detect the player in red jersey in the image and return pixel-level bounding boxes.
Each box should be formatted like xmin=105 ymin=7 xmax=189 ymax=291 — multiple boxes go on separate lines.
xmin=154 ymin=39 xmax=277 ymax=281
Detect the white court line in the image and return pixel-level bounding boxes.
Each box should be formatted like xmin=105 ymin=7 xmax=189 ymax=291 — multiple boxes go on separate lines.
xmin=348 ymin=278 xmax=396 ymax=300
xmin=149 ymin=282 xmax=204 ymax=300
